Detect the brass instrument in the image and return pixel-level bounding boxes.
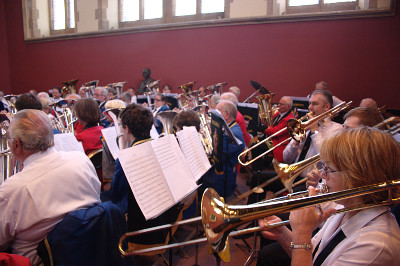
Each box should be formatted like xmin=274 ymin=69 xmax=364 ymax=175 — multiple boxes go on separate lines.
xmin=61 ymin=79 xmax=79 ymax=98
xmin=156 ymin=111 xmax=178 ymax=135
xmin=81 ymin=80 xmax=99 ymax=98
xmin=238 ymin=101 xmax=352 ymax=166
xmin=177 ymin=81 xmax=197 ymax=110
xmin=118 ymin=178 xmax=400 ymax=256
xmin=256 ymin=94 xmax=277 ymax=127
xmin=201 ymin=180 xmax=400 ymax=253
xmin=206 ymin=82 xmax=226 ymax=95
xmin=198 ymin=112 xmax=213 ymax=156
xmin=107 ymin=82 xmax=127 ymax=98
xmin=3 ymin=95 xmax=18 ymax=114
xmin=374 ymin=116 xmax=400 ymax=135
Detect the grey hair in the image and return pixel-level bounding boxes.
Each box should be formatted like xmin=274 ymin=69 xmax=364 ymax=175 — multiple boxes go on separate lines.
xmin=220 ymin=92 xmax=238 ymax=106
xmin=9 ymin=109 xmax=54 ymax=152
xmin=218 ymin=99 xmax=237 ymax=119
xmin=282 ymin=96 xmax=293 ymax=108
xmin=229 ymin=86 xmax=241 ymax=98
xmin=95 ymin=87 xmax=108 ymax=96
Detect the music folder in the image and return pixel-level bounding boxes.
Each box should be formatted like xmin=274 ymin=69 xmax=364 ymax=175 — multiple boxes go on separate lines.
xmin=54 ymin=133 xmax=85 ymax=153
xmin=210 ymin=109 xmax=242 ymax=173
xmin=118 ymin=130 xmax=211 ymax=220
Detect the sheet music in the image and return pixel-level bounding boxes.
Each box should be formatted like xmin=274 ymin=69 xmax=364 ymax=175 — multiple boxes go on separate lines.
xmin=119 ymin=143 xmax=174 ymax=220
xmin=151 ymin=135 xmax=198 ymax=200
xmin=176 ymin=126 xmax=212 ymax=181
xmin=150 ymin=124 xmax=160 ymax=139
xmin=54 ymin=133 xmax=85 ymax=153
xmin=101 ymin=127 xmax=119 ymax=160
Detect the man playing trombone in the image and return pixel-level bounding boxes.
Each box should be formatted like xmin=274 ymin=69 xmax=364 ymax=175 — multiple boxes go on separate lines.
xmin=258 ymin=127 xmax=400 ymax=265
xmin=282 ymin=89 xmax=342 ymax=188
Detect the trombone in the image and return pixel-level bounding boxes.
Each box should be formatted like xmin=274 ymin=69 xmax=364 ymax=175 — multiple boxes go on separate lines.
xmin=238 ymin=101 xmax=352 ymax=166
xmin=118 ymin=179 xmax=400 ymax=256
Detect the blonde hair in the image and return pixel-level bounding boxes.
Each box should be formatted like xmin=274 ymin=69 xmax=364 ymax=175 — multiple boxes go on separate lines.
xmin=320 ymin=127 xmax=400 ymax=204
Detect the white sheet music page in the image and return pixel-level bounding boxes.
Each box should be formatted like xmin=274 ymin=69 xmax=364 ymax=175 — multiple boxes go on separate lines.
xmin=176 ymin=126 xmax=211 ymax=182
xmin=118 ymin=142 xmax=175 ymax=220
xmin=101 ymin=127 xmax=119 ymax=160
xmin=151 ymin=135 xmax=198 ymax=201
xmin=54 ymin=133 xmax=85 ymax=153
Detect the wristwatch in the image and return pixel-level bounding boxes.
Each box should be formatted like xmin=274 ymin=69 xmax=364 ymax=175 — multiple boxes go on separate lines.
xmin=290 ymin=242 xmax=313 ymax=250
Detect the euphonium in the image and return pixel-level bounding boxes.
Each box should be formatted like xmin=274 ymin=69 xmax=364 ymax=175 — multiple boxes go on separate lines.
xmin=198 ymin=112 xmax=213 ymax=156
xmin=256 ymin=94 xmax=278 ymax=127
xmin=107 ymin=81 xmax=127 ymax=98
xmin=177 ymin=81 xmax=197 ymax=110
xmin=81 ymin=80 xmax=99 ymax=98
xmin=156 ymin=111 xmax=178 ymax=135
xmin=61 ymin=79 xmax=79 ymax=98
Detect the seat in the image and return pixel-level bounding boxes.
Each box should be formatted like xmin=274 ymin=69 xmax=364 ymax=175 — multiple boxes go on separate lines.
xmin=88 ymin=147 xmax=104 ymax=189
xmin=37 ymin=201 xmax=130 ymax=266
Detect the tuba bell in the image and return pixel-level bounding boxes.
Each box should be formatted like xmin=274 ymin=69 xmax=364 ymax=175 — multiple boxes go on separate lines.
xmin=156 ymin=111 xmax=178 ymax=135
xmin=61 ymin=79 xmax=79 ymax=98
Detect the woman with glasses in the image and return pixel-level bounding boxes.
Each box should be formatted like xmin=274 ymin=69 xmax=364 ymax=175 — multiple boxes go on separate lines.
xmin=258 ymin=127 xmax=400 ymax=265
xmin=153 ymin=93 xmax=170 ymax=134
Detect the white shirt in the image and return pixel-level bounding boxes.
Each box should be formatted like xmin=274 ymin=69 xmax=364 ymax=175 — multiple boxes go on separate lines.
xmin=0 ymin=147 xmax=101 ymax=265
xmin=312 ymin=207 xmax=400 ymax=265
xmin=283 ymin=118 xmax=342 ymax=177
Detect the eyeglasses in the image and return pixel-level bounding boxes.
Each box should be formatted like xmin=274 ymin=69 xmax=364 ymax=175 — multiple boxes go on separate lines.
xmin=321 ymin=163 xmax=341 ymax=175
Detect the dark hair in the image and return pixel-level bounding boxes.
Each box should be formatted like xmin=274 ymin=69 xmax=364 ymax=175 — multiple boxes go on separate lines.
xmin=173 ymin=109 xmax=201 ymax=132
xmin=15 ymin=93 xmax=42 ymax=111
xmin=74 ymin=98 xmax=101 ymax=124
xmin=119 ymin=103 xmax=153 ymax=140
xmin=53 ymin=87 xmax=62 ymax=93
xmin=343 ymin=107 xmax=383 ymax=127
xmin=311 ymin=89 xmax=333 ymax=108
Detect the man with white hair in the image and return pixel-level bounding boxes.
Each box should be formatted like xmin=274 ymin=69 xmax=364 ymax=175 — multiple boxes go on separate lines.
xmin=229 ymin=86 xmax=240 ymax=99
xmin=264 ymin=96 xmax=294 ymax=163
xmin=220 ymin=92 xmax=251 ymax=146
xmin=201 ymin=100 xmax=245 ymax=198
xmin=0 ymin=110 xmax=101 ymax=264
xmin=94 ymin=86 xmax=110 ymax=127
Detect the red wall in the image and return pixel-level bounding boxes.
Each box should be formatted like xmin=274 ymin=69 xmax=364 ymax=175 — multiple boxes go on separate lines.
xmin=3 ymin=1 xmax=400 ymax=108
xmin=0 ymin=0 xmax=10 ymax=92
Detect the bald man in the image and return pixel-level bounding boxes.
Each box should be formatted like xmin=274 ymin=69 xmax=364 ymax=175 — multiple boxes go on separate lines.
xmin=360 ymin=98 xmax=378 ymax=109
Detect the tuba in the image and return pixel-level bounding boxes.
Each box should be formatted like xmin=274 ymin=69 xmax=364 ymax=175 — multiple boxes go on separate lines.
xmin=107 ymin=82 xmax=127 ymax=98
xmin=81 ymin=80 xmax=99 ymax=98
xmin=156 ymin=111 xmax=178 ymax=135
xmin=177 ymin=81 xmax=197 ymax=110
xmin=250 ymin=80 xmax=277 ymax=127
xmin=61 ymin=79 xmax=79 ymax=98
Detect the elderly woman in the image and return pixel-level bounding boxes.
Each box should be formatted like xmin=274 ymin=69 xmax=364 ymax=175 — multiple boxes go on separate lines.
xmin=74 ymin=98 xmax=104 ymax=155
xmin=258 ymin=127 xmax=400 ymax=265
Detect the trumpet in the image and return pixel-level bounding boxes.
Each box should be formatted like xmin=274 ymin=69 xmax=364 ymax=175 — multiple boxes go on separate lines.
xmin=238 ymin=101 xmax=352 ymax=166
xmin=374 ymin=116 xmax=400 ymax=134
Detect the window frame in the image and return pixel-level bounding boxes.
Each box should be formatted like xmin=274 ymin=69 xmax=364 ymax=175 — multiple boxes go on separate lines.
xmin=286 ymin=0 xmax=359 ymax=14
xmin=49 ymin=0 xmax=77 ymax=36
xmin=118 ymin=0 xmax=225 ymax=29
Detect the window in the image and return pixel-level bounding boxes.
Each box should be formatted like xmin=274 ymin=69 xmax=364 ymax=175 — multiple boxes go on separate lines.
xmin=120 ymin=0 xmax=224 ymax=27
xmin=51 ymin=0 xmax=76 ymax=34
xmin=287 ymin=0 xmax=358 ymax=13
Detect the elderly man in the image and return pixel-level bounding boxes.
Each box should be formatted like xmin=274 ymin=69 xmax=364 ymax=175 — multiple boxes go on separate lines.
xmin=220 ymin=92 xmax=251 ymax=146
xmin=0 ymin=110 xmax=100 ymax=265
xmin=94 ymin=86 xmax=109 ymax=127
xmin=201 ymin=100 xmax=245 ymax=198
xmin=264 ymin=96 xmax=294 ymax=163
xmin=360 ymin=98 xmax=378 ymax=109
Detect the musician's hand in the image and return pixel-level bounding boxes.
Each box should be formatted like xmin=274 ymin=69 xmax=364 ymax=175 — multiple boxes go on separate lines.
xmin=289 ymin=187 xmax=336 ymax=237
xmin=142 ymin=102 xmax=149 ymax=107
xmin=258 ymin=216 xmax=288 ymax=241
xmin=306 ymin=170 xmax=321 ymax=188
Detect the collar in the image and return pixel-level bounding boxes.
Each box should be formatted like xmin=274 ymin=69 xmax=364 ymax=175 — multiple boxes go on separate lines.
xmin=229 ymin=121 xmax=237 ymax=128
xmin=84 ymin=123 xmax=98 ymax=130
xmin=23 ymin=146 xmax=57 ymax=169
xmin=131 ymin=138 xmax=152 ymax=147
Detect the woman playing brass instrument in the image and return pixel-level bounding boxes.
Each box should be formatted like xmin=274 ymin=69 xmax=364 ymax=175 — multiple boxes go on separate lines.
xmin=258 ymin=127 xmax=400 ymax=265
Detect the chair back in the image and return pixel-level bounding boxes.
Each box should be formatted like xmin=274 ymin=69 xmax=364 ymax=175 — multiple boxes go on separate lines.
xmin=37 ymin=201 xmax=130 ymax=266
